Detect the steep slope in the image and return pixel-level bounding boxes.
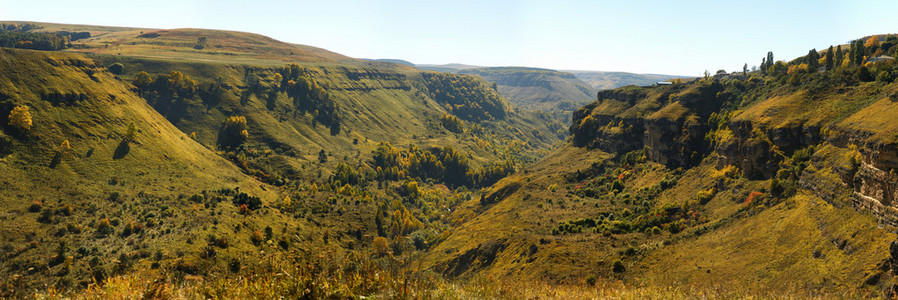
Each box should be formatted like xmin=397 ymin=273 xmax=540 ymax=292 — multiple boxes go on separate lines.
xmin=0 ymin=23 xmax=567 ymax=296
xmin=421 ymin=42 xmax=898 ymax=296
xmin=567 ymin=70 xmax=683 ymax=90
xmin=459 ymin=67 xmax=595 ymax=110
xmin=0 ymin=48 xmax=302 ymax=293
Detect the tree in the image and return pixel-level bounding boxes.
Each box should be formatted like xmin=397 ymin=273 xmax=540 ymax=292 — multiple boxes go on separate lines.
xmin=318 ymin=149 xmax=327 ymax=163
xmin=857 ymin=65 xmax=874 ymax=82
xmin=760 ymin=58 xmax=767 ymax=75
xmin=219 ymin=116 xmax=248 ymax=148
xmin=372 ymin=237 xmax=390 ymax=256
xmin=824 ymin=45 xmax=834 ymax=71
xmin=806 ymin=49 xmax=819 ymax=72
xmin=743 ymin=63 xmax=748 ymax=76
xmin=60 ymin=140 xmax=71 ymax=153
xmin=835 ymin=45 xmax=844 ymax=67
xmin=124 ymin=122 xmax=138 ymax=143
xmin=854 ymin=40 xmax=866 ymax=65
xmin=766 ymin=51 xmax=774 ymax=71
xmin=8 ymin=105 xmax=32 ymax=132
xmin=107 ymin=63 xmax=124 ymax=75
xmin=133 ymin=71 xmax=152 ymax=90
xmin=865 ymin=35 xmax=880 ymax=49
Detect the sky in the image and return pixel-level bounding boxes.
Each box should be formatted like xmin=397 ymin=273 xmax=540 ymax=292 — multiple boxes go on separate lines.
xmin=2 ymin=0 xmax=898 ymax=75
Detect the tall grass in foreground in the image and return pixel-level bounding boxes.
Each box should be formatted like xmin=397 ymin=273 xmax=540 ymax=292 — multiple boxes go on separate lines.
xmin=34 ymin=251 xmax=867 ymax=299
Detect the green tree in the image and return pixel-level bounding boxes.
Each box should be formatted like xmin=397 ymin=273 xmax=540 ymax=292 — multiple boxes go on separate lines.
xmin=824 ymin=45 xmax=834 ymax=71
xmin=806 ymin=49 xmax=819 ymax=72
xmin=743 ymin=63 xmax=748 ymax=76
xmin=133 ymin=71 xmax=152 ymax=90
xmin=124 ymin=122 xmax=138 ymax=143
xmin=107 ymin=62 xmax=124 ymax=75
xmin=835 ymin=45 xmax=844 ymax=67
xmin=760 ymin=58 xmax=767 ymax=75
xmin=766 ymin=51 xmax=774 ymax=71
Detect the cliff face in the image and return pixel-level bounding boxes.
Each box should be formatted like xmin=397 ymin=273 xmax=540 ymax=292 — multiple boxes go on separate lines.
xmin=570 ymin=78 xmax=898 ymax=227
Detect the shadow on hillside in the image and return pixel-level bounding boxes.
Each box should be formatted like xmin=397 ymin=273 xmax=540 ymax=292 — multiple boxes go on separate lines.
xmin=113 ymin=141 xmax=130 ymax=159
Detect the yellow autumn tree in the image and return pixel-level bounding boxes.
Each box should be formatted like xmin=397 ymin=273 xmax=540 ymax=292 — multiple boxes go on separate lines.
xmin=8 ymin=105 xmax=32 ymax=132
xmin=60 ymin=140 xmax=71 ymax=153
xmin=865 ymin=35 xmax=880 ymax=48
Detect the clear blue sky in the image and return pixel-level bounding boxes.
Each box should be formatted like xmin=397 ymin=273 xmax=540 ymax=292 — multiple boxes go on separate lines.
xmin=2 ymin=0 xmax=897 ymax=75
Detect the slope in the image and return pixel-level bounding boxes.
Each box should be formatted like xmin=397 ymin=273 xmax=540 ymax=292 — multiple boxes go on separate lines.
xmin=459 ymin=67 xmax=595 ymax=110
xmin=420 ymin=41 xmax=898 ymax=296
xmin=0 ymin=22 xmax=568 ymax=296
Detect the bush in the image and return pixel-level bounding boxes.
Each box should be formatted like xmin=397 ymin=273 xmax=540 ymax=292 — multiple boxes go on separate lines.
xmin=695 ymin=188 xmax=717 ymax=205
xmin=107 ymin=63 xmax=124 ymax=75
xmin=250 ymin=230 xmax=264 ymax=245
xmin=96 ymin=218 xmax=114 ymax=235
xmin=372 ymin=237 xmax=390 ymax=256
xmin=28 ymin=201 xmax=42 ymax=212
xmin=7 ymin=105 xmax=32 ymax=132
xmin=219 ymin=116 xmax=248 ymax=148
xmin=612 ymin=259 xmax=626 ymax=273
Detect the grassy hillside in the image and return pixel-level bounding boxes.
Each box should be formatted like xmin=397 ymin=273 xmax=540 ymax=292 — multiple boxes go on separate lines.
xmin=420 ymin=38 xmax=898 ymax=297
xmin=0 ymin=22 xmax=568 ymax=297
xmin=459 ymin=67 xmax=595 ymax=110
xmin=567 ymin=70 xmax=684 ymax=90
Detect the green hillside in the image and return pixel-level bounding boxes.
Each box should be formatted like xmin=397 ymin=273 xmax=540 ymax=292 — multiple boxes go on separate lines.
xmin=0 ymin=22 xmax=565 ymax=297
xmin=459 ymin=67 xmax=595 ymax=110
xmin=420 ymin=38 xmax=898 ymax=297
xmin=7 ymin=19 xmax=898 ymax=299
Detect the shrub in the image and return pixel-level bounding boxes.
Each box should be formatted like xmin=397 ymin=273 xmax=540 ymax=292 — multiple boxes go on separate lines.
xmin=96 ymin=218 xmax=114 ymax=235
xmin=440 ymin=114 xmax=464 ymax=133
xmin=219 ymin=116 xmax=248 ymax=148
xmin=372 ymin=237 xmax=390 ymax=256
xmin=250 ymin=230 xmax=264 ymax=245
xmin=612 ymin=259 xmax=626 ymax=273
xmin=59 ymin=140 xmax=71 ymax=153
xmin=7 ymin=105 xmax=33 ymax=132
xmin=107 ymin=63 xmax=124 ymax=75
xmin=124 ymin=122 xmax=138 ymax=143
xmin=28 ymin=201 xmax=42 ymax=212
xmin=695 ymin=188 xmax=717 ymax=205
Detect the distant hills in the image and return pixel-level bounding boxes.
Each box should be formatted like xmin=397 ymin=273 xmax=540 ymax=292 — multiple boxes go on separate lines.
xmin=458 ymin=67 xmax=595 ymax=110
xmin=564 ymin=70 xmax=685 ymax=90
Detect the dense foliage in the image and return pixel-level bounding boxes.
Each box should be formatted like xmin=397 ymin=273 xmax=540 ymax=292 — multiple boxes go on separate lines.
xmin=372 ymin=142 xmax=514 ymax=188
xmin=422 ymin=72 xmax=507 ymax=122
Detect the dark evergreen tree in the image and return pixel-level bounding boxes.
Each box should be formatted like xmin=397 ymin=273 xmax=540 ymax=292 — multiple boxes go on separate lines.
xmin=806 ymin=49 xmax=819 ymax=72
xmin=760 ymin=58 xmax=767 ymax=75
xmin=855 ymin=40 xmax=866 ymax=65
xmin=824 ymin=45 xmax=834 ymax=71
xmin=835 ymin=45 xmax=844 ymax=67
